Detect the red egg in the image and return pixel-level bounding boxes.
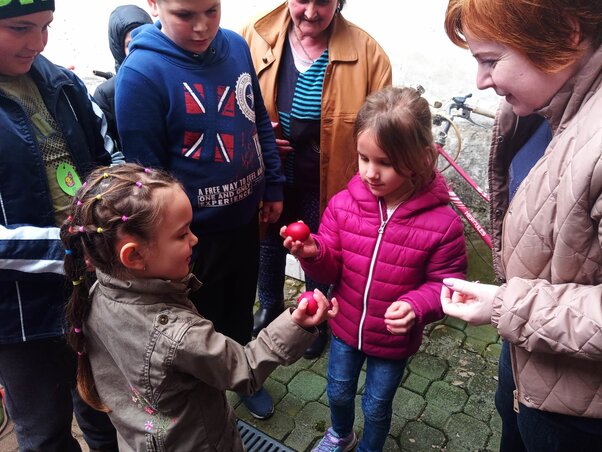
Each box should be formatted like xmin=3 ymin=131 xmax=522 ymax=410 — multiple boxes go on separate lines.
xmin=297 ymin=291 xmax=318 ymax=315
xmin=285 ymin=222 xmax=310 ymax=242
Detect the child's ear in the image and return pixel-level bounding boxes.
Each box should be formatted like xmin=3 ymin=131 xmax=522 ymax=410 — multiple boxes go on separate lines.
xmin=147 ymin=0 xmax=160 ymax=18
xmin=119 ymin=241 xmax=146 ymax=271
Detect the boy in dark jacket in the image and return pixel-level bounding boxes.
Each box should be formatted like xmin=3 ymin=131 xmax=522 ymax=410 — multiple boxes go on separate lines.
xmin=93 ymin=4 xmax=152 ymax=148
xmin=0 ymin=1 xmax=123 ymax=450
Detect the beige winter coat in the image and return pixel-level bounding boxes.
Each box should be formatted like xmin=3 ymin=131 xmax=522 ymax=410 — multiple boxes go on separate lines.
xmin=241 ymin=2 xmax=391 ymax=211
xmin=85 ymin=271 xmax=316 ymax=451
xmin=488 ymin=45 xmax=602 ymax=417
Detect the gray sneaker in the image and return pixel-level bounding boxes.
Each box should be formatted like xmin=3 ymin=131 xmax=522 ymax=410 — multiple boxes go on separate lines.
xmin=312 ymin=428 xmax=357 ymax=451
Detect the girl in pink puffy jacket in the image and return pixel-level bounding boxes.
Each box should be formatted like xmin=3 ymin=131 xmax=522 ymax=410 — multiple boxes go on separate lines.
xmin=283 ymin=86 xmax=467 ymax=452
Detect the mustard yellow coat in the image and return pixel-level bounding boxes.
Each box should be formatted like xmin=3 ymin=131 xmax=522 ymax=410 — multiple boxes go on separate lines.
xmin=241 ymin=2 xmax=391 ymax=211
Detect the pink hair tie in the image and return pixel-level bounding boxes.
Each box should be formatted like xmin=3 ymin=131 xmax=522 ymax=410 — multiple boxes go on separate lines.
xmin=144 ymin=168 xmax=152 ymax=173
xmin=82 ymin=181 xmax=88 ymax=187
xmin=73 ymin=327 xmax=81 ymax=333
xmin=121 ymin=215 xmax=129 ymax=222
xmin=66 ymin=215 xmax=73 ymax=222
xmin=135 ymin=181 xmax=143 ymax=188
xmin=77 ymin=351 xmax=85 ymax=357
xmin=79 ymin=226 xmax=85 ymax=233
xmin=76 ymin=200 xmax=83 ymax=206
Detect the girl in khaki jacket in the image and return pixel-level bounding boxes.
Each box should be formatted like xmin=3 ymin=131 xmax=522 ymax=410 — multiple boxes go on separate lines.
xmin=440 ymin=0 xmax=602 ymax=450
xmin=60 ymin=164 xmax=338 ymax=452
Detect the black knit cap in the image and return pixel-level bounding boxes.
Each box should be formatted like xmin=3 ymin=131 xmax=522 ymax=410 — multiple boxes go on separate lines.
xmin=0 ymin=0 xmax=55 ymax=20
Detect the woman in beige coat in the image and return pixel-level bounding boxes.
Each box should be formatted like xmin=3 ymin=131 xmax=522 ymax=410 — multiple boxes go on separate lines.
xmin=440 ymin=0 xmax=602 ymax=450
xmin=242 ymin=0 xmax=391 ymax=360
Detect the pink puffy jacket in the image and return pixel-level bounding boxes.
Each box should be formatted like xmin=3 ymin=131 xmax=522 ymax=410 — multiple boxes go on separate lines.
xmin=301 ymin=174 xmax=467 ymax=360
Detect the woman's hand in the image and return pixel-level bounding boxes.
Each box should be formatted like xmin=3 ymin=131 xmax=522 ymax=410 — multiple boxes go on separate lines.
xmin=271 ymin=122 xmax=294 ymax=158
xmin=384 ymin=301 xmax=416 ymax=334
xmin=280 ymin=223 xmax=318 ymax=258
xmin=291 ymin=288 xmax=338 ymax=328
xmin=440 ymin=278 xmax=499 ymax=326
xmin=260 ymin=201 xmax=283 ymax=223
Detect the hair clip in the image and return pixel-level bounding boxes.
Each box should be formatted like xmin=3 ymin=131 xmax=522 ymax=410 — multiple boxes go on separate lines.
xmin=83 ymin=181 xmax=88 ymax=187
xmin=79 ymin=226 xmax=85 ymax=233
xmin=121 ymin=215 xmax=129 ymax=222
xmin=76 ymin=200 xmax=83 ymax=206
xmin=95 ymin=194 xmax=102 ymax=201
xmin=65 ymin=249 xmax=72 ymax=255
xmin=96 ymin=227 xmax=104 ymax=234
xmin=72 ymin=276 xmax=84 ymax=286
xmin=144 ymin=168 xmax=152 ymax=173
xmin=66 ymin=215 xmax=73 ymax=222
xmin=103 ymin=172 xmax=109 ymax=178
xmin=68 ymin=226 xmax=73 ymax=233
xmin=135 ymin=181 xmax=143 ymax=188
xmin=73 ymin=327 xmax=81 ymax=333
xmin=77 ymin=351 xmax=85 ymax=357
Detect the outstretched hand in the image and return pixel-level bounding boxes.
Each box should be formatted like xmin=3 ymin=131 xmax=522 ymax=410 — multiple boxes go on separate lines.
xmin=291 ymin=289 xmax=339 ymax=328
xmin=440 ymin=278 xmax=499 ymax=326
xmin=280 ymin=223 xmax=318 ymax=258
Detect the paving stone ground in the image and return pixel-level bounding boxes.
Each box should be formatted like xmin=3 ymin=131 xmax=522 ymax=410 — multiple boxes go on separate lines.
xmin=228 ymin=275 xmax=503 ymax=452
xmin=0 ymin=242 xmax=501 ymax=452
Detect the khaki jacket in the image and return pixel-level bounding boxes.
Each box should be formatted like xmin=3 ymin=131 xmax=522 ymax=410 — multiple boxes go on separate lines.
xmin=488 ymin=45 xmax=602 ymax=417
xmin=241 ymin=2 xmax=391 ymax=211
xmin=86 ymin=272 xmax=316 ymax=451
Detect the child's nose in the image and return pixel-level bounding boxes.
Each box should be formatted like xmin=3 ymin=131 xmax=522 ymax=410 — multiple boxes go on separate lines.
xmin=192 ymin=19 xmax=208 ymax=33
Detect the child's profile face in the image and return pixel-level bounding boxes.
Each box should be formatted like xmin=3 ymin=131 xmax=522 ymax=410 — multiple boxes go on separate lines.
xmin=0 ymin=11 xmax=53 ymax=76
xmin=148 ymin=0 xmax=220 ymax=55
xmin=357 ymin=129 xmax=412 ymax=208
xmin=143 ymin=185 xmax=198 ymax=281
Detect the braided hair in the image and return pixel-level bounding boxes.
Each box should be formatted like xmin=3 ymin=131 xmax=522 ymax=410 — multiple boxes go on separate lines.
xmin=60 ymin=163 xmax=180 ymax=411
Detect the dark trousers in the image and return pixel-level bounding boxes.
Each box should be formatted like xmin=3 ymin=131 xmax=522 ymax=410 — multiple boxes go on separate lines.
xmin=0 ymin=338 xmax=118 ymax=452
xmin=258 ymin=188 xmax=329 ymax=309
xmin=190 ymin=217 xmax=259 ymax=346
xmin=496 ymin=341 xmax=602 ymax=452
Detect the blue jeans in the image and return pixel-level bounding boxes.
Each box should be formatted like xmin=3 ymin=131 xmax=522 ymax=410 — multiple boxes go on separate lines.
xmin=496 ymin=341 xmax=602 ymax=452
xmin=0 ymin=338 xmax=118 ymax=452
xmin=327 ymin=335 xmax=407 ymax=451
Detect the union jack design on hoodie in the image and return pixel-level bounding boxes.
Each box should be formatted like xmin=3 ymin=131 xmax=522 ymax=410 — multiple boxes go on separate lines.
xmin=116 ymin=24 xmax=283 ymax=235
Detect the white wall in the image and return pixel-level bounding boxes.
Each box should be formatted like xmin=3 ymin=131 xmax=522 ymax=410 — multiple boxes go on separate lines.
xmin=43 ymin=0 xmax=498 ymax=111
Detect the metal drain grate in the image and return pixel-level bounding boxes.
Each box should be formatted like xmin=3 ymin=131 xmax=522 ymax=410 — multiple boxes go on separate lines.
xmin=237 ymin=419 xmax=294 ymax=452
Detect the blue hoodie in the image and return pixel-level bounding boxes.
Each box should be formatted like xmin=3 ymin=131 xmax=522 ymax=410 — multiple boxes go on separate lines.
xmin=116 ymin=24 xmax=283 ymax=234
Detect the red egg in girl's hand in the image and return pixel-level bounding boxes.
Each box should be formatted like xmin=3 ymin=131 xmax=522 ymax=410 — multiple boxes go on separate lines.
xmin=297 ymin=291 xmax=318 ymax=315
xmin=285 ymin=222 xmax=310 ymax=242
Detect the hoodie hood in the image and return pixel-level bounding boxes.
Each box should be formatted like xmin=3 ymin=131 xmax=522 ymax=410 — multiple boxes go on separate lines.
xmin=108 ymin=5 xmax=153 ymax=71
xmin=129 ymin=22 xmax=230 ymax=69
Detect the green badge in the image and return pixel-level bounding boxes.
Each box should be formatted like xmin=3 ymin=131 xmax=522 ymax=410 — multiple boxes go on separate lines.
xmin=56 ymin=163 xmax=82 ymax=196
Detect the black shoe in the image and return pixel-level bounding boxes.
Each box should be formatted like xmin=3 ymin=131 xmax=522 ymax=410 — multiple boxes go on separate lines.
xmin=252 ymin=305 xmax=284 ymax=337
xmin=304 ymin=322 xmax=328 ymax=359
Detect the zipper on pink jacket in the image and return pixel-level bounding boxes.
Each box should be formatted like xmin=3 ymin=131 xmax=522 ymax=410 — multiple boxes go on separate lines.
xmin=357 ymin=199 xmax=401 ymax=350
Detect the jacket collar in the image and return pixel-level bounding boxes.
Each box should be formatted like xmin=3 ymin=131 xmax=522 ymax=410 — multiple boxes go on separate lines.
xmin=252 ymin=1 xmax=358 ymax=63
xmin=537 ymin=44 xmax=602 ymax=132
xmin=95 ymin=270 xmax=202 ymax=305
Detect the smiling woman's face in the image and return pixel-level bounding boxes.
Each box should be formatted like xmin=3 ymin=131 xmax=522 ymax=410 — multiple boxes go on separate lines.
xmin=287 ymin=0 xmax=338 ymax=39
xmin=465 ymin=30 xmax=576 ymax=117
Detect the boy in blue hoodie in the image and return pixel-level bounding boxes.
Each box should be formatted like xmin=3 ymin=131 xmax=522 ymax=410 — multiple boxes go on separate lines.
xmin=115 ymin=0 xmax=283 ymax=419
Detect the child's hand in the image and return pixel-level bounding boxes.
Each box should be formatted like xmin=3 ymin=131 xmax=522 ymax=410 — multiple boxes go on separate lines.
xmin=441 ymin=278 xmax=498 ymax=326
xmin=280 ymin=224 xmax=318 ymax=258
xmin=291 ymin=289 xmax=338 ymax=328
xmin=384 ymin=301 xmax=416 ymax=335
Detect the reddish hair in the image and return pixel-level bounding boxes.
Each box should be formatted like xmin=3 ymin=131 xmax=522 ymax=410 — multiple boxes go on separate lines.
xmin=445 ymin=0 xmax=602 ymax=72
